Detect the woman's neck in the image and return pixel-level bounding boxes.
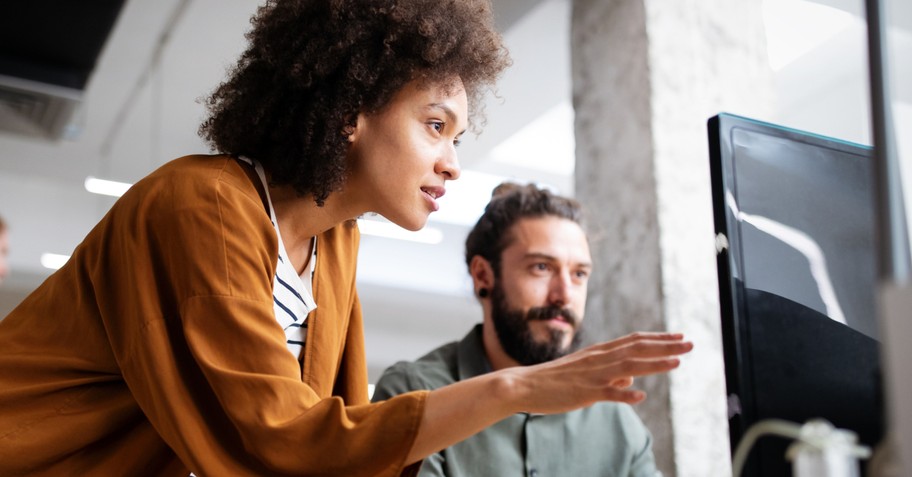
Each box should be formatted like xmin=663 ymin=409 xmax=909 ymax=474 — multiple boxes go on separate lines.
xmin=269 ymin=184 xmax=362 ymax=275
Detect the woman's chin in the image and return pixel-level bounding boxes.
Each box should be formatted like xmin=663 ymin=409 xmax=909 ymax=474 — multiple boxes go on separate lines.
xmin=367 ymin=212 xmax=429 ymax=232
xmin=398 ymin=218 xmax=428 ymax=232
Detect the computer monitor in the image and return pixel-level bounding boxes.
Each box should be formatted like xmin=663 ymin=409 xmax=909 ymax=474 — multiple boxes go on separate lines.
xmin=708 ymin=113 xmax=884 ymax=476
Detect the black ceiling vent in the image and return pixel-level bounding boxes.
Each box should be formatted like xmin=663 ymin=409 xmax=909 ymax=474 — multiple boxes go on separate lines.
xmin=0 ymin=0 xmax=126 ymax=140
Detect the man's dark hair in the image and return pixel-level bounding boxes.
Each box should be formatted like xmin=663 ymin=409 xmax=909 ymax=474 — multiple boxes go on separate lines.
xmin=465 ymin=182 xmax=585 ymax=276
xmin=199 ymin=0 xmax=510 ymax=205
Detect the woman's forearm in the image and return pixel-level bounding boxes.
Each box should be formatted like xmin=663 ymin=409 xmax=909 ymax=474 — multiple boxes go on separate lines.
xmin=404 ymin=331 xmax=694 ymax=465
xmin=405 ymin=371 xmax=520 ymax=464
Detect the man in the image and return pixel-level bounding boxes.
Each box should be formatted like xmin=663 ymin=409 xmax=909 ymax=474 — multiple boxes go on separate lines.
xmin=0 ymin=216 xmax=9 ymax=286
xmin=373 ymin=183 xmax=660 ymax=476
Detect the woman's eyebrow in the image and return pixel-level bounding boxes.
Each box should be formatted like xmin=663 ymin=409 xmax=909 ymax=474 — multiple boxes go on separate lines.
xmin=427 ymin=103 xmax=467 ymax=135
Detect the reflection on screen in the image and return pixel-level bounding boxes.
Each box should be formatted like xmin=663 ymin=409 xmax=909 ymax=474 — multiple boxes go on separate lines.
xmin=730 ymin=127 xmax=878 ymax=340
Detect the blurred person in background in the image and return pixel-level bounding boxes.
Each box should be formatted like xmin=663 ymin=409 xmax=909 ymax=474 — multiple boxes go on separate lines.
xmin=0 ymin=215 xmax=9 ymax=286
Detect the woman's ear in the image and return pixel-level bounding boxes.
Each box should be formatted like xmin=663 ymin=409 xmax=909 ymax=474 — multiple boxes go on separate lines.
xmin=343 ymin=125 xmax=356 ymax=143
xmin=344 ymin=114 xmax=364 ymax=143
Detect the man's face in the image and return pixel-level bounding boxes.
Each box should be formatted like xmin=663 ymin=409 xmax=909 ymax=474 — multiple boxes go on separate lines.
xmin=489 ymin=216 xmax=591 ymax=365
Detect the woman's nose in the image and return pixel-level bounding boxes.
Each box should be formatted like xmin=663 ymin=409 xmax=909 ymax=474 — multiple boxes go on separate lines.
xmin=436 ymin=146 xmax=461 ymax=181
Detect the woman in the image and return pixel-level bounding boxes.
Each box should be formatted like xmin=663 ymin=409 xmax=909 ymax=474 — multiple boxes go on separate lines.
xmin=0 ymin=1 xmax=691 ymax=475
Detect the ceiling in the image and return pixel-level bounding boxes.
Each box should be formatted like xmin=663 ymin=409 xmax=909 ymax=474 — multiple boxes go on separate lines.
xmin=0 ymin=0 xmax=909 ymax=380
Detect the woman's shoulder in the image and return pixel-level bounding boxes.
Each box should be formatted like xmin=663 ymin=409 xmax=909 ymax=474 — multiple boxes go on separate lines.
xmin=147 ymin=154 xmax=252 ymax=190
xmin=125 ymin=155 xmax=260 ymax=208
xmin=105 ymin=154 xmax=269 ymax=241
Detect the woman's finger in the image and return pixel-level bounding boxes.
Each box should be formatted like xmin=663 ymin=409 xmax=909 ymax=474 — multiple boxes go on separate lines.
xmin=608 ymin=376 xmax=634 ymax=388
xmin=604 ymin=357 xmax=682 ymax=380
xmin=591 ymin=339 xmax=693 ymax=362
xmin=587 ymin=332 xmax=688 ymax=354
xmin=600 ymin=387 xmax=647 ymax=405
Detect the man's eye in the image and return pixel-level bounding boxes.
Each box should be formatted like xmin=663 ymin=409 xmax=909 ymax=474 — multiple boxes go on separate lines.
xmin=430 ymin=121 xmax=444 ymax=133
xmin=453 ymin=137 xmax=462 ymax=147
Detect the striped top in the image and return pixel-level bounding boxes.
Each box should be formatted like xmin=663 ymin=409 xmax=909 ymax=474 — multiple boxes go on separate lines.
xmin=243 ymin=157 xmax=317 ymax=359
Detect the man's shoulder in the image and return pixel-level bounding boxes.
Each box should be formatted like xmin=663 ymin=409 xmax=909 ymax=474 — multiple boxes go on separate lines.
xmin=393 ymin=340 xmax=461 ymax=385
xmin=371 ymin=341 xmax=460 ymax=400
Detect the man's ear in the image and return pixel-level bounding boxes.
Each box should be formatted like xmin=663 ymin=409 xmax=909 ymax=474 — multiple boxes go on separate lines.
xmin=469 ymin=255 xmax=495 ymax=293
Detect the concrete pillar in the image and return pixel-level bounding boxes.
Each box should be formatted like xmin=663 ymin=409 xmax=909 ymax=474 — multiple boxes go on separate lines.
xmin=570 ymin=1 xmax=773 ymax=475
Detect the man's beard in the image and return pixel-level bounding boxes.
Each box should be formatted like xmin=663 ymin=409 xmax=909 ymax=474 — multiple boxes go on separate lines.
xmin=489 ymin=283 xmax=583 ymax=366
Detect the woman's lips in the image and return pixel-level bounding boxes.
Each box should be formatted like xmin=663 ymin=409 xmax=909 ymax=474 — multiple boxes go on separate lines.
xmin=420 ymin=186 xmax=445 ymax=211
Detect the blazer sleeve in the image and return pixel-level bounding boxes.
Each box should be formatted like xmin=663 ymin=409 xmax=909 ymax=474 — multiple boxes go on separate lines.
xmin=98 ymin=160 xmax=427 ymax=476
xmin=371 ymin=363 xmax=441 ymax=477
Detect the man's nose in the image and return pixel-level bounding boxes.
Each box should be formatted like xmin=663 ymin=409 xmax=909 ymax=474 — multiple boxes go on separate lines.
xmin=548 ymin=271 xmax=573 ymax=307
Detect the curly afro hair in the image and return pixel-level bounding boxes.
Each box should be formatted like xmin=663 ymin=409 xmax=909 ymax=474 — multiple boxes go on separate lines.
xmin=199 ymin=0 xmax=510 ymax=205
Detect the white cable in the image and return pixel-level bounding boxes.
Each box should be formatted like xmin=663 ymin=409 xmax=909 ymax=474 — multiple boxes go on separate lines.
xmin=732 ymin=419 xmax=871 ymax=477
xmin=732 ymin=419 xmax=804 ymax=477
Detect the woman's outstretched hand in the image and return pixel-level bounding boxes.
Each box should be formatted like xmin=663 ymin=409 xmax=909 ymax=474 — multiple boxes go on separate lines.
xmin=499 ymin=332 xmax=693 ymax=414
xmin=408 ymin=332 xmax=692 ymax=464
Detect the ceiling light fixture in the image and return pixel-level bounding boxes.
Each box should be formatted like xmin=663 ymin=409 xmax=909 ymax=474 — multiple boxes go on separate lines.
xmin=357 ymin=219 xmax=443 ymax=245
xmin=85 ymin=176 xmax=132 ymax=197
xmin=40 ymin=253 xmax=70 ymax=270
xmin=82 ymin=176 xmax=449 ymax=245
xmin=37 ymin=221 xmax=442 ymax=273
xmin=430 ymin=169 xmax=562 ymax=227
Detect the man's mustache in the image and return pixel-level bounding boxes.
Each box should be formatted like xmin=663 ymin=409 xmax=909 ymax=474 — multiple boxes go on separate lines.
xmin=526 ymin=305 xmax=580 ymax=328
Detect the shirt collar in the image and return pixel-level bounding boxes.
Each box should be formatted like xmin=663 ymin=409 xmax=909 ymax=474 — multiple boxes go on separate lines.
xmin=456 ymin=323 xmax=494 ymax=380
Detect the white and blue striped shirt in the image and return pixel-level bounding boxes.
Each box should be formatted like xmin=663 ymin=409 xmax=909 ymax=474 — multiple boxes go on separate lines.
xmin=243 ymin=157 xmax=317 ymax=359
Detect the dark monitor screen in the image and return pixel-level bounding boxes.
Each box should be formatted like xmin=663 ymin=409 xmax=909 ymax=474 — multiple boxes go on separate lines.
xmin=707 ymin=113 xmax=884 ymax=477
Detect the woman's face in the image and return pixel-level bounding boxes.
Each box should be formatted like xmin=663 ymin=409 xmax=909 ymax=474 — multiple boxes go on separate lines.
xmin=346 ymin=78 xmax=467 ymax=231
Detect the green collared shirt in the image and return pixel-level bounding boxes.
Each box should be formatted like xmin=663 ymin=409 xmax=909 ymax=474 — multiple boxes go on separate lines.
xmin=372 ymin=325 xmax=661 ymax=477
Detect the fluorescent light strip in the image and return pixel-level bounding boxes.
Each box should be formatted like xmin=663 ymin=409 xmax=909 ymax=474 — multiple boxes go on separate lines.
xmin=82 ymin=176 xmax=442 ymax=244
xmin=38 ymin=223 xmax=438 ymax=273
xmin=357 ymin=219 xmax=443 ymax=245
xmin=40 ymin=253 xmax=70 ymax=270
xmin=85 ymin=176 xmax=132 ymax=197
